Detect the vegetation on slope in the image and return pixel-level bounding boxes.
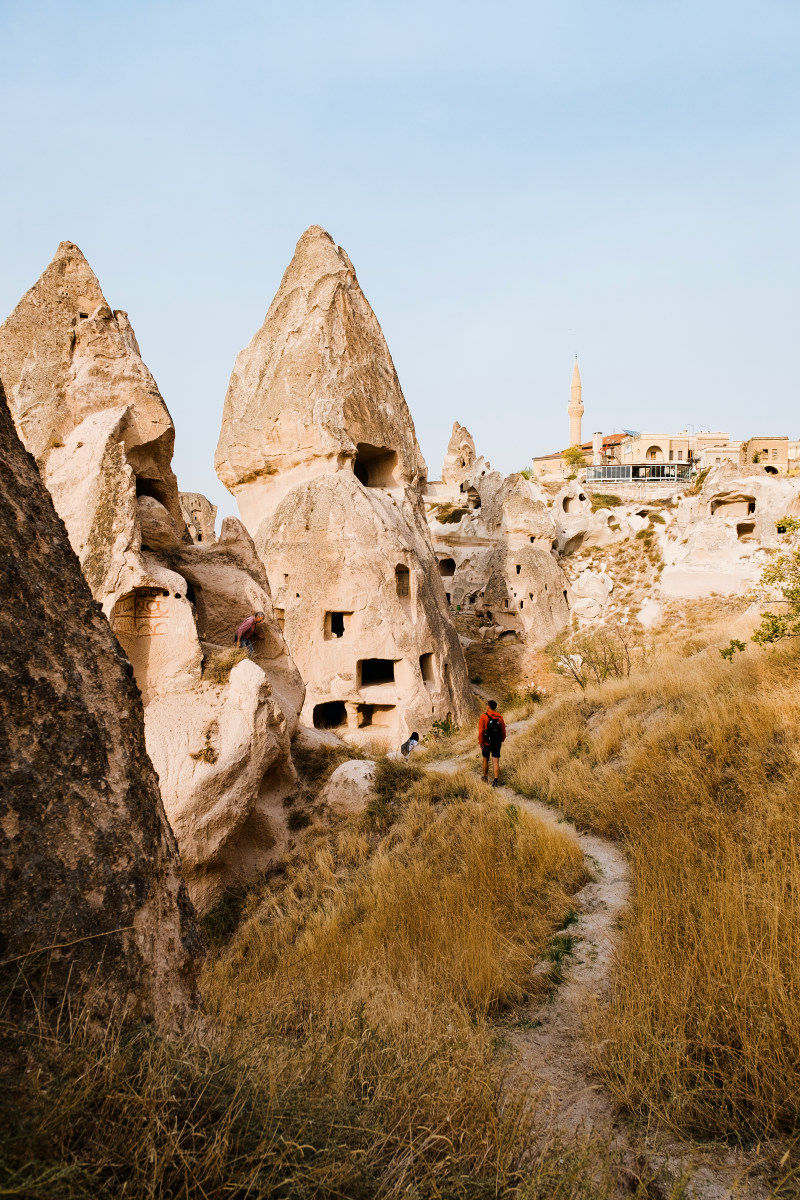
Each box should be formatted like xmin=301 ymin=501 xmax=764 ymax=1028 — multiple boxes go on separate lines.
xmin=1 ymin=768 xmax=588 ymax=1199
xmin=505 ymin=641 xmax=800 ymax=1144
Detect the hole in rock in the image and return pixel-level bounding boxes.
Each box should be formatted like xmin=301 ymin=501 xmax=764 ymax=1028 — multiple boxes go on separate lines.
xmin=313 ymin=700 xmax=347 ymax=729
xmin=737 ymin=522 xmax=756 ymax=542
xmin=515 ymin=564 xmax=521 ymax=574
xmin=445 ymin=592 xmax=451 ymax=604
xmin=184 ymin=582 xmax=197 ymax=606
xmin=359 ymin=658 xmax=395 ymax=687
xmin=465 ymin=487 xmax=481 ymax=509
xmin=563 ymin=590 xmax=568 ymax=602
xmin=353 ymin=443 xmax=400 ymax=487
xmin=469 ymin=594 xmax=476 ymax=604
xmin=174 ymin=592 xmax=181 ymax=600
xmin=579 ymin=493 xmax=586 ymax=501
xmin=419 ymin=652 xmax=434 ymax=682
xmin=710 ymin=495 xmax=756 ymax=518
xmin=274 ymin=608 xmax=285 ymax=632
xmin=325 ymin=611 xmax=350 ymax=640
xmin=765 ymin=465 xmax=778 ymax=475
xmin=357 ymin=703 xmax=396 ymax=728
xmin=79 ymin=312 xmax=88 ymax=319
xmin=395 ymin=565 xmax=410 ymax=598
xmin=438 ymin=557 xmax=456 ymax=577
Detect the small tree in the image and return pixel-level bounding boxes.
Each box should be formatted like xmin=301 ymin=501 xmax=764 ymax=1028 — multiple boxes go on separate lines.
xmin=562 ymin=444 xmax=586 ymax=469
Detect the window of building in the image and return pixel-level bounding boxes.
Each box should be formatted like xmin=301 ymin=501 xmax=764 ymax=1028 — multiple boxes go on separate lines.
xmin=669 ymin=450 xmax=674 ymax=461
xmin=419 ymin=652 xmax=434 ymax=683
xmin=438 ymin=557 xmax=456 ymax=577
xmin=772 ymin=449 xmax=778 ymax=460
xmin=358 ymin=658 xmax=395 ymax=686
xmin=677 ymin=450 xmax=683 ymax=461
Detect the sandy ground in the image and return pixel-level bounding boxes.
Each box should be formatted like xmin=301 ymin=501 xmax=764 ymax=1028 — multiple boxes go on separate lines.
xmin=429 ymin=717 xmax=777 ymax=1200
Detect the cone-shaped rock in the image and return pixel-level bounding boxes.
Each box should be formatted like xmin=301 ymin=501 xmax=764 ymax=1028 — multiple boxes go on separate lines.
xmin=216 ymin=227 xmax=474 ymax=740
xmin=0 ymin=241 xmax=183 ymax=529
xmin=215 ymin=225 xmax=428 ymax=530
xmin=0 ymin=374 xmax=201 ymax=1029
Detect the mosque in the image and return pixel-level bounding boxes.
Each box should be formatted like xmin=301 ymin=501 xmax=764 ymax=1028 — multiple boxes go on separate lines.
xmin=532 ymin=360 xmax=796 ymax=483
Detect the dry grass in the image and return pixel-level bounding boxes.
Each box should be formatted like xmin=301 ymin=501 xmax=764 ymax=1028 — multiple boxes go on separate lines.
xmin=202 ymin=643 xmax=249 ymax=683
xmin=1 ymin=769 xmax=592 ymax=1199
xmin=505 ymin=641 xmax=800 ymax=1143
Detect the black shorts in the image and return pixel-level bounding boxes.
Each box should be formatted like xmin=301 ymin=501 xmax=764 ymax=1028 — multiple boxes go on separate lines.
xmin=481 ymin=743 xmax=501 ymax=759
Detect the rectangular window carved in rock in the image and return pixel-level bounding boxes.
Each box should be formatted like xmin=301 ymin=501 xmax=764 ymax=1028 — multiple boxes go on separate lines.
xmin=419 ymin=652 xmax=434 ymax=683
xmin=395 ymin=565 xmax=410 ymax=598
xmin=324 ymin=611 xmax=351 ymax=640
xmin=358 ymin=658 xmax=396 ymax=687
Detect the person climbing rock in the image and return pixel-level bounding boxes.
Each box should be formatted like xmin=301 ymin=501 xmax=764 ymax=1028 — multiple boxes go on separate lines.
xmin=478 ymin=700 xmax=506 ymax=786
xmin=235 ymin=611 xmax=265 ymax=656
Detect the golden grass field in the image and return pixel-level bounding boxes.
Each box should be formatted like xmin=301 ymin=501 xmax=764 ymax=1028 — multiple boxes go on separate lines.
xmin=505 ymin=639 xmax=800 ymax=1147
xmin=1 ymin=764 xmax=591 ymax=1199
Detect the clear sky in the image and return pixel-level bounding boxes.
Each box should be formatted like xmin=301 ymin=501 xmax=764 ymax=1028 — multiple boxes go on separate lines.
xmin=1 ymin=0 xmax=798 ymax=519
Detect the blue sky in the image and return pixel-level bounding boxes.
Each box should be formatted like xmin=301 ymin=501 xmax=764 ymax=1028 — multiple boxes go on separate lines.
xmin=1 ymin=0 xmax=798 ymax=518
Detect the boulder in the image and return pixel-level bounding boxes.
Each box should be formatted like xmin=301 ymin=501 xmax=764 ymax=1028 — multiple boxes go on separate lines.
xmin=0 ymin=375 xmax=201 ymax=1030
xmin=319 ymin=760 xmax=377 ymax=816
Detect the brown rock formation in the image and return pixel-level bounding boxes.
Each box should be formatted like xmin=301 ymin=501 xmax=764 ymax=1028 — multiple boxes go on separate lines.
xmin=0 ymin=376 xmax=201 ymax=1029
xmin=215 ymin=226 xmax=474 ymax=741
xmin=1 ymin=245 xmax=305 ymax=912
xmin=215 ymin=225 xmax=428 ymax=530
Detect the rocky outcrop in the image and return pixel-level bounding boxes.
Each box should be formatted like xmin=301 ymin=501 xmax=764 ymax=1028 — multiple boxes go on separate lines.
xmin=661 ymin=465 xmax=800 ymax=597
xmin=216 ymin=226 xmax=474 ymax=742
xmin=426 ymin=461 xmax=571 ymax=648
xmin=1 ymin=246 xmax=304 ymax=911
xmin=0 ymin=375 xmax=201 ymax=1029
xmin=180 ymin=491 xmax=217 ymax=545
xmin=215 ymin=225 xmax=428 ymax=530
xmin=442 ymin=421 xmax=477 ymax=487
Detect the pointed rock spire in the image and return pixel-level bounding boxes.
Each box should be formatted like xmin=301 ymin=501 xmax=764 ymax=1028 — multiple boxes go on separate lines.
xmin=215 ymin=225 xmax=428 ymax=529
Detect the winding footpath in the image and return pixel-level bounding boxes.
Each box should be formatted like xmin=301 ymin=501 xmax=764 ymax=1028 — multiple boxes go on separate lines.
xmin=429 ymin=715 xmax=774 ymax=1200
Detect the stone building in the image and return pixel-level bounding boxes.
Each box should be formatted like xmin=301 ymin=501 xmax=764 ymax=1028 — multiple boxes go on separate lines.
xmin=0 ymin=243 xmax=304 ymax=911
xmin=215 ymin=226 xmax=474 ymax=742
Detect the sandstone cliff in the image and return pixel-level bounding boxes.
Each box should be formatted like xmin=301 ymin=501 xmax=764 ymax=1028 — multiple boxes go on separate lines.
xmin=1 ymin=246 xmax=305 ymax=911
xmin=216 ymin=226 xmax=474 ymax=741
xmin=0 ymin=375 xmax=201 ymax=1029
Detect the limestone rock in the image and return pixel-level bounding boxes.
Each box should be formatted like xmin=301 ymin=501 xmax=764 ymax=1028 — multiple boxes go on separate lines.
xmin=0 ymin=242 xmax=184 ymax=529
xmin=215 ymin=225 xmax=428 ymax=531
xmin=427 ymin=467 xmax=571 ymax=648
xmin=2 ymin=247 xmax=305 ymax=911
xmin=0 ymin=375 xmax=201 ymax=1029
xmin=216 ymin=227 xmax=474 ymax=741
xmin=259 ymin=471 xmax=473 ymax=739
xmin=442 ymin=421 xmax=477 ymax=487
xmin=319 ymin=760 xmax=376 ymax=816
xmin=662 ymin=466 xmax=800 ymax=597
xmin=180 ymin=491 xmax=218 ymax=545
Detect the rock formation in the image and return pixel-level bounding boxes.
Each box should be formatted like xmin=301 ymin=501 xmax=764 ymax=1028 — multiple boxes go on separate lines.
xmin=0 ymin=245 xmax=304 ymax=911
xmin=215 ymin=225 xmax=428 ymax=529
xmin=180 ymin=491 xmax=217 ymax=545
xmin=215 ymin=226 xmax=473 ymax=741
xmin=661 ymin=464 xmax=800 ymax=597
xmin=426 ymin=431 xmax=571 ymax=647
xmin=442 ymin=421 xmax=477 ymax=487
xmin=0 ymin=375 xmax=201 ymax=1029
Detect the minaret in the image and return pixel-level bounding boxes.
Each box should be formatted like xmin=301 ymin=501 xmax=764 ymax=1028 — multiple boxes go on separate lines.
xmin=568 ymin=357 xmax=583 ymax=447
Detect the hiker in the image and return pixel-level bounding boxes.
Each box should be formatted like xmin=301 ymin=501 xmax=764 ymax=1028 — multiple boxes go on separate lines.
xmin=400 ymin=731 xmax=420 ymax=758
xmin=235 ymin=611 xmax=265 ymax=656
xmin=478 ymin=700 xmax=506 ymax=787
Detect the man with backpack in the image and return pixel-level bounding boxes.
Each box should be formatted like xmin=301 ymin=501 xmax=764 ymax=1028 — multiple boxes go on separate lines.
xmin=478 ymin=700 xmax=506 ymax=787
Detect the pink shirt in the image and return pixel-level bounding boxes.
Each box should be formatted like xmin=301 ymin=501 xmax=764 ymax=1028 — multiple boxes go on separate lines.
xmin=236 ymin=615 xmax=257 ymax=640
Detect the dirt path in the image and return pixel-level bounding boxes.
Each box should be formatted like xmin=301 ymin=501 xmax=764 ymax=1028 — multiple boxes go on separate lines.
xmin=427 ymin=719 xmax=774 ymax=1200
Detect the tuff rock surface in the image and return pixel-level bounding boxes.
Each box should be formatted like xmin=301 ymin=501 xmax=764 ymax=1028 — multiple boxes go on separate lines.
xmin=216 ymin=226 xmax=473 ymax=742
xmin=0 ymin=375 xmax=201 ymax=1029
xmin=1 ymin=245 xmax=304 ymax=911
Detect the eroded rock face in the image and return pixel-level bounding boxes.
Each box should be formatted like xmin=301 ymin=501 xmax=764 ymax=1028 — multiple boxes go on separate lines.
xmin=1 ymin=246 xmax=304 ymax=911
xmin=216 ymin=225 xmax=429 ymax=530
xmin=662 ymin=466 xmax=800 ymax=597
xmin=0 ymin=376 xmax=201 ymax=1029
xmin=442 ymin=421 xmax=477 ymax=487
xmin=426 ymin=465 xmax=571 ymax=648
xmin=180 ymin=491 xmax=217 ymax=545
xmin=216 ymin=226 xmax=473 ymax=742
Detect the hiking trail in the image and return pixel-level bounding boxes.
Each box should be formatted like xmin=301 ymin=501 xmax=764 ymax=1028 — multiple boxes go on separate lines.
xmin=427 ymin=714 xmax=773 ymax=1200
